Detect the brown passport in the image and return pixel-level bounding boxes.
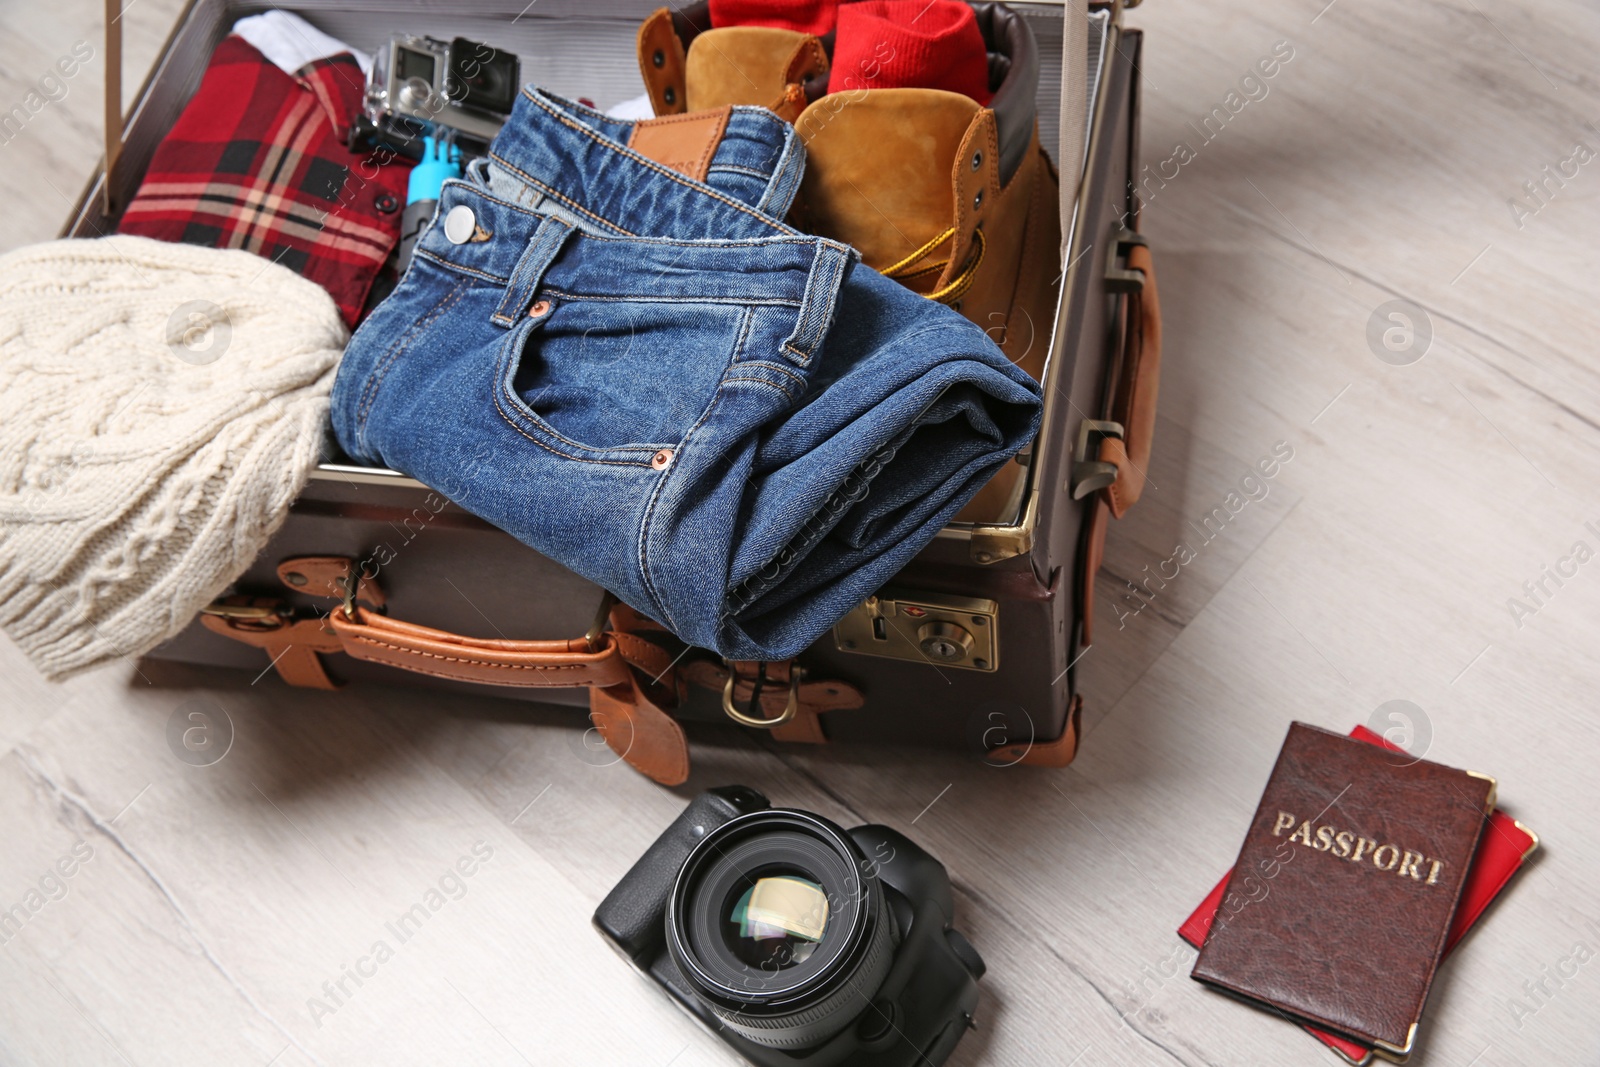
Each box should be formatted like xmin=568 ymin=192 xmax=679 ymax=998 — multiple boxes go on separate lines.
xmin=1191 ymin=722 xmax=1496 ymax=1059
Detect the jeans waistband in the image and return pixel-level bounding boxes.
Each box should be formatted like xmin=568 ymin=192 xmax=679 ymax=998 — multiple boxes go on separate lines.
xmin=486 ymin=89 xmax=806 ymax=242
xmin=413 ymin=182 xmax=834 ymax=310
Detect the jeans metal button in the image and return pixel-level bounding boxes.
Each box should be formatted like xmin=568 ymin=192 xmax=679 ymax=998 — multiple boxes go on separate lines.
xmin=443 ymin=204 xmax=476 ymax=244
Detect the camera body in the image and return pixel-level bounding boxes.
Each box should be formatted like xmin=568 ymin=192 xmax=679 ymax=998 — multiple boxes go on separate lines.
xmin=594 ymin=787 xmax=985 ymax=1067
xmin=367 ymin=35 xmax=520 ymax=141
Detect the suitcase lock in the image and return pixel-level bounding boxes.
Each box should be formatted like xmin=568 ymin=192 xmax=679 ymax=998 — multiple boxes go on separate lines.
xmin=833 ymin=591 xmax=998 ymax=672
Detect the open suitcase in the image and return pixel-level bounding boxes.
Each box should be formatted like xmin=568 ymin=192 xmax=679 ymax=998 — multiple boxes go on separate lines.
xmin=67 ymin=0 xmax=1159 ymax=782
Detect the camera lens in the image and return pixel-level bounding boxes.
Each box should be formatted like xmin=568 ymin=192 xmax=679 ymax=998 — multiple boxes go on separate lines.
xmin=448 ymin=38 xmax=516 ymax=115
xmin=668 ymin=811 xmax=896 ymax=1050
xmin=461 ymin=63 xmax=503 ymax=102
xmin=723 ymin=871 xmax=829 ymax=970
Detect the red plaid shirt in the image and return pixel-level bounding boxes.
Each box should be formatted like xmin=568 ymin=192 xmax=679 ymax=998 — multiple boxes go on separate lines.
xmin=118 ymin=36 xmax=411 ymax=327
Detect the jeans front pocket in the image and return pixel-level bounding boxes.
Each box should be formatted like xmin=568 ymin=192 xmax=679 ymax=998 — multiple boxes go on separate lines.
xmin=333 ymin=258 xmax=474 ymax=464
xmin=493 ymin=294 xmax=749 ymax=461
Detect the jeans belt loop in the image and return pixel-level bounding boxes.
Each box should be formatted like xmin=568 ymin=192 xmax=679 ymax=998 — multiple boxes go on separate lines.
xmin=491 ymin=214 xmax=576 ymax=327
xmin=777 ymin=240 xmax=854 ymax=369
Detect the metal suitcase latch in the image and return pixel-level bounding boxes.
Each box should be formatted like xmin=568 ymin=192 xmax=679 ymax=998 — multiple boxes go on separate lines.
xmin=833 ymin=591 xmax=998 ymax=672
xmin=1105 ymin=225 xmax=1148 ymax=294
xmin=1070 ymin=419 xmax=1124 ymax=500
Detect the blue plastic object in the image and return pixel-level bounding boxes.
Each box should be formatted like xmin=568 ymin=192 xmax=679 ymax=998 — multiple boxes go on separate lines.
xmin=406 ymin=135 xmax=462 ymax=204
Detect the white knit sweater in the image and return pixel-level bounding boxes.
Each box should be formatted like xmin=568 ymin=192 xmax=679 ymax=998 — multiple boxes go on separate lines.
xmin=0 ymin=236 xmax=347 ymax=679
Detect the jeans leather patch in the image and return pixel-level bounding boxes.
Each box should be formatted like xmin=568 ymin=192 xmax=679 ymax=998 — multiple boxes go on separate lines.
xmin=627 ymin=107 xmax=733 ymax=183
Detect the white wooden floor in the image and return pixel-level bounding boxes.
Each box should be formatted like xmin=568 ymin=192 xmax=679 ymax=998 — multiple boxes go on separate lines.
xmin=3 ymin=0 xmax=1599 ymax=1064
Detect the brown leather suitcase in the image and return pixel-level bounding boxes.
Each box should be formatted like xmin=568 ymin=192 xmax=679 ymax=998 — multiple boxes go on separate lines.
xmin=66 ymin=0 xmax=1158 ymax=783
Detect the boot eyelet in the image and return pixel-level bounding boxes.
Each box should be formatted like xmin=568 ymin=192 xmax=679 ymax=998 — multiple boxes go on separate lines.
xmin=652 ymin=49 xmax=666 ymax=68
xmin=952 ymin=299 xmax=964 ymax=313
xmin=664 ymin=86 xmax=677 ymax=105
xmin=973 ymin=190 xmax=984 ymax=211
xmin=971 ymin=151 xmax=983 ymax=171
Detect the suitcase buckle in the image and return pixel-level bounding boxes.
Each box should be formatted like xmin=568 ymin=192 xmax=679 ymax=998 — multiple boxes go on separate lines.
xmin=585 ymin=592 xmax=618 ymax=652
xmin=340 ymin=561 xmax=360 ymax=619
xmin=722 ymin=663 xmax=802 ymax=729
xmin=1070 ymin=419 xmax=1124 ymax=500
xmin=199 ymin=599 xmax=290 ymax=627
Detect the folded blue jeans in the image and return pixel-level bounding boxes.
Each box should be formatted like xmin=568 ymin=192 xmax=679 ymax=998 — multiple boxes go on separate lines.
xmin=330 ymin=89 xmax=1043 ymax=660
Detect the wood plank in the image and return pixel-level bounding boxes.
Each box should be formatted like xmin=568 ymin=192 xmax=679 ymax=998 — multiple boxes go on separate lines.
xmin=0 ymin=678 xmax=744 ymax=1065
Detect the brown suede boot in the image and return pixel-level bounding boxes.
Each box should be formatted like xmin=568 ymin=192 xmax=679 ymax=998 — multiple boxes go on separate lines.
xmin=786 ymin=88 xmax=1057 ymax=522
xmin=636 ymin=10 xmax=829 ymax=120
xmin=689 ymin=27 xmax=829 ymax=120
xmin=636 ymin=3 xmax=1059 ymax=523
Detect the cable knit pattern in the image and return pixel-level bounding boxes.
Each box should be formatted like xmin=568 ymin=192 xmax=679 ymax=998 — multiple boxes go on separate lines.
xmin=0 ymin=235 xmax=347 ymax=680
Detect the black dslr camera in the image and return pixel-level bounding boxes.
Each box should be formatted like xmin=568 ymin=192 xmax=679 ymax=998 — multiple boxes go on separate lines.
xmin=594 ymin=787 xmax=985 ymax=1066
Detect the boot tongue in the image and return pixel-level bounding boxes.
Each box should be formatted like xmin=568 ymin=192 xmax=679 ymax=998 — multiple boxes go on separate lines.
xmin=683 ymin=26 xmax=829 ymax=120
xmin=794 ymin=88 xmax=979 ymax=274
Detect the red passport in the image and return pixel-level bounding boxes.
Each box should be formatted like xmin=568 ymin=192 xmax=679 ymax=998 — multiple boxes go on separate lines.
xmin=1179 ymin=725 xmax=1538 ymax=1064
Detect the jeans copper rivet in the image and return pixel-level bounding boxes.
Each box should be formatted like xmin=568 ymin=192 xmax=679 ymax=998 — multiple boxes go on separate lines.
xmin=528 ymin=299 xmax=552 ymax=318
xmin=651 ymin=449 xmax=674 ymax=470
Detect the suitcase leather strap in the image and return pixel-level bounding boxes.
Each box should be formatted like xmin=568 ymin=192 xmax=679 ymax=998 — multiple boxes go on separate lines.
xmin=329 ymin=605 xmax=690 ymax=785
xmin=551 ymin=602 xmax=864 ymax=742
xmin=681 ymin=660 xmax=864 ymax=743
xmin=1098 ymin=240 xmax=1161 ymax=520
xmin=198 ymin=596 xmax=348 ymax=690
xmin=1079 ymin=237 xmax=1160 ymax=647
xmin=200 ymin=557 xmax=692 ymax=785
